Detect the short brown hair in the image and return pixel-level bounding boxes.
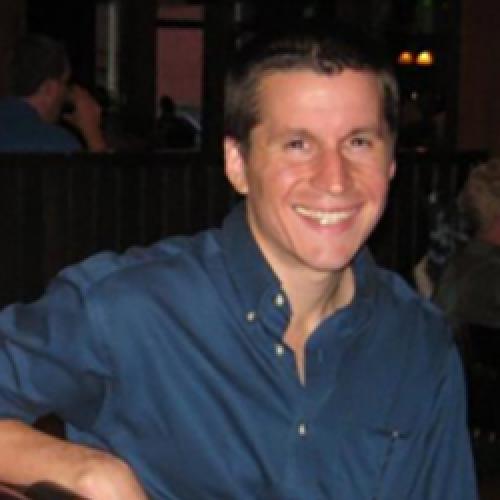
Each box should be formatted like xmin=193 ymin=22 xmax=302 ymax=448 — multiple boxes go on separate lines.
xmin=224 ymin=25 xmax=399 ymax=149
xmin=7 ymin=34 xmax=69 ymax=97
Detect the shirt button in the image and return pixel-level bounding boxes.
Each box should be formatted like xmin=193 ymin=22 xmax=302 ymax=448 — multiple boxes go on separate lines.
xmin=298 ymin=422 xmax=307 ymax=437
xmin=246 ymin=311 xmax=256 ymax=322
xmin=274 ymin=293 xmax=285 ymax=307
xmin=275 ymin=343 xmax=285 ymax=357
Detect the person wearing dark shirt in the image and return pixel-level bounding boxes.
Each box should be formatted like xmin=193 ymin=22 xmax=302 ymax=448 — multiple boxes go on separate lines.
xmin=0 ymin=27 xmax=477 ymax=499
xmin=0 ymin=34 xmax=107 ymax=153
xmin=151 ymin=94 xmax=198 ymax=150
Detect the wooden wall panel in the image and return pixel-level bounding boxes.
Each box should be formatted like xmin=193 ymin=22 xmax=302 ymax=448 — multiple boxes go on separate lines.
xmin=0 ymin=0 xmax=26 ymax=96
xmin=457 ymin=0 xmax=500 ymax=154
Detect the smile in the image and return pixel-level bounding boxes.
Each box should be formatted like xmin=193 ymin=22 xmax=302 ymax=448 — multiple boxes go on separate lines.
xmin=294 ymin=205 xmax=355 ymax=226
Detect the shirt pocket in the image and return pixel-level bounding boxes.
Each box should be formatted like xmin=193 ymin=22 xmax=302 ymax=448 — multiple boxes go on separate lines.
xmin=332 ymin=418 xmax=412 ymax=500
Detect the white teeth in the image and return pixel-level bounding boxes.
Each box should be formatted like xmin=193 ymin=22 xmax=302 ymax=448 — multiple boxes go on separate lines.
xmin=295 ymin=205 xmax=353 ymax=225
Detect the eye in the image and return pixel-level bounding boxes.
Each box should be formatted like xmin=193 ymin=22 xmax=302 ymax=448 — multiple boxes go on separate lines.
xmin=284 ymin=138 xmax=307 ymax=151
xmin=349 ymin=135 xmax=372 ymax=148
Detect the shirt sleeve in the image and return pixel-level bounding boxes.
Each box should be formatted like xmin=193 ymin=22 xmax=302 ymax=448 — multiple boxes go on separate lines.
xmin=0 ymin=248 xmax=158 ymax=428
xmin=410 ymin=346 xmax=478 ymax=500
xmin=0 ymin=275 xmax=112 ymax=429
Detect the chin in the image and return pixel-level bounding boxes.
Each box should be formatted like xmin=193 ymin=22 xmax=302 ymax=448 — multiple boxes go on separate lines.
xmin=298 ymin=237 xmax=363 ymax=272
xmin=301 ymin=253 xmax=355 ymax=273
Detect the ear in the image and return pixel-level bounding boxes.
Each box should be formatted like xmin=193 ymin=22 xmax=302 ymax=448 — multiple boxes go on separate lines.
xmin=39 ymin=79 xmax=58 ymax=100
xmin=388 ymin=159 xmax=396 ymax=180
xmin=224 ymin=137 xmax=249 ymax=195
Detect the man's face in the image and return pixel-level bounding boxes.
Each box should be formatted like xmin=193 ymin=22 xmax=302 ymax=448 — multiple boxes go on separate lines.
xmin=225 ymin=69 xmax=396 ymax=278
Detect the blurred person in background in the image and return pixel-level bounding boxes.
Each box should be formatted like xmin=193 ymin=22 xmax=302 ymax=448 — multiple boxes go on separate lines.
xmin=433 ymin=158 xmax=500 ymax=329
xmin=0 ymin=34 xmax=107 ymax=153
xmin=150 ymin=94 xmax=199 ymax=150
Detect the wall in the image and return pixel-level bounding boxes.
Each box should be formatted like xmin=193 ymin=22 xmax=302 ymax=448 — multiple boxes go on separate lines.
xmin=26 ymin=0 xmax=96 ymax=87
xmin=156 ymin=5 xmax=204 ymax=110
xmin=0 ymin=0 xmax=26 ymax=96
xmin=457 ymin=0 xmax=500 ymax=154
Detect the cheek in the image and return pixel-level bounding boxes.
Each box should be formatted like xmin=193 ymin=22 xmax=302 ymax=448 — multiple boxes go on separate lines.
xmin=355 ymin=168 xmax=391 ymax=201
xmin=273 ymin=166 xmax=305 ymax=193
xmin=251 ymin=163 xmax=304 ymax=201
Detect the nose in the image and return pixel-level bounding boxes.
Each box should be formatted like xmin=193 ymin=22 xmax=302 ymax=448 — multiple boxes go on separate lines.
xmin=310 ymin=148 xmax=349 ymax=194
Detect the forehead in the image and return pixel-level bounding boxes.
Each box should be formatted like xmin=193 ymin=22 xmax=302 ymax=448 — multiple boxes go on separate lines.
xmin=256 ymin=68 xmax=384 ymax=120
xmin=251 ymin=70 xmax=389 ymax=142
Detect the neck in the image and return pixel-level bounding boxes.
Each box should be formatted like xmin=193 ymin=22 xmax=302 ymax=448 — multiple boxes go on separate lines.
xmin=283 ymin=264 xmax=354 ymax=336
xmin=280 ymin=264 xmax=354 ymax=386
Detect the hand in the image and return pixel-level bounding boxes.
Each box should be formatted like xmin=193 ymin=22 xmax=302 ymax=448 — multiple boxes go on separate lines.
xmin=63 ymin=85 xmax=101 ymax=134
xmin=0 ymin=421 xmax=146 ymax=500
xmin=70 ymin=450 xmax=149 ymax=500
xmin=63 ymin=85 xmax=108 ymax=152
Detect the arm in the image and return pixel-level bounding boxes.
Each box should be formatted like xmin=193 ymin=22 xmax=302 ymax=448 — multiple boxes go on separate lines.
xmin=0 ymin=251 xmax=160 ymax=498
xmin=412 ymin=347 xmax=478 ymax=500
xmin=63 ymin=85 xmax=108 ymax=152
xmin=0 ymin=420 xmax=147 ymax=499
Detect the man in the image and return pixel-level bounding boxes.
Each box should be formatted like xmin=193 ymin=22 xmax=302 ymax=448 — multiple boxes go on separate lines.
xmin=0 ymin=34 xmax=107 ymax=152
xmin=434 ymin=158 xmax=500 ymax=328
xmin=151 ymin=94 xmax=199 ymax=150
xmin=0 ymin=27 xmax=477 ymax=499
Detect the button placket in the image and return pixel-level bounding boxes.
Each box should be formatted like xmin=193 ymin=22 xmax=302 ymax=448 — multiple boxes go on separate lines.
xmin=297 ymin=421 xmax=308 ymax=437
xmin=246 ymin=310 xmax=257 ymax=323
xmin=275 ymin=343 xmax=285 ymax=357
xmin=274 ymin=292 xmax=285 ymax=307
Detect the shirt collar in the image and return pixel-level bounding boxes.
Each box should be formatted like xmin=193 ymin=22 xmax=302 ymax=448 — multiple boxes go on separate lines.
xmin=220 ymin=201 xmax=281 ymax=315
xmin=319 ymin=247 xmax=377 ymax=340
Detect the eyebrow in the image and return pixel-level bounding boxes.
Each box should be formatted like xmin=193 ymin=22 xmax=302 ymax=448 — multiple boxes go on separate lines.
xmin=347 ymin=126 xmax=386 ymax=138
xmin=273 ymin=128 xmax=314 ymax=139
xmin=266 ymin=123 xmax=390 ymax=146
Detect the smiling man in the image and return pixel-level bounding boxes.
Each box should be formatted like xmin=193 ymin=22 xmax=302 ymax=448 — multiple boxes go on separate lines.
xmin=0 ymin=27 xmax=477 ymax=499
xmin=224 ymin=66 xmax=396 ymax=384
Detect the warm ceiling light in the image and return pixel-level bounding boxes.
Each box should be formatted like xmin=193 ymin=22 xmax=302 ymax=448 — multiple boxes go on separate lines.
xmin=398 ymin=50 xmax=414 ymax=65
xmin=416 ymin=50 xmax=434 ymax=66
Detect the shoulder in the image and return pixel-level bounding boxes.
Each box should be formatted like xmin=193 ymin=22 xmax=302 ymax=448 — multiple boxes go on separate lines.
xmin=53 ymin=228 xmax=222 ymax=302
xmin=341 ymin=257 xmax=463 ymax=434
xmin=372 ymin=263 xmax=454 ymax=354
xmin=0 ymin=96 xmax=26 ymax=117
xmin=352 ymin=250 xmax=456 ymax=383
xmin=366 ymin=265 xmax=466 ymax=427
xmin=61 ymin=229 xmax=226 ymax=354
xmin=359 ymin=250 xmax=449 ymax=333
xmin=0 ymin=98 xmax=81 ymax=153
xmin=38 ymin=124 xmax=82 ymax=152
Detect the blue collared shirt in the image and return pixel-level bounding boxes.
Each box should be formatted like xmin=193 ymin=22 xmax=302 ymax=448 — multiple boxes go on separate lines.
xmin=0 ymin=97 xmax=81 ymax=153
xmin=0 ymin=203 xmax=477 ymax=499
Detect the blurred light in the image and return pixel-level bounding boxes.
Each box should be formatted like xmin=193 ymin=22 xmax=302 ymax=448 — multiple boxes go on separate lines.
xmin=416 ymin=50 xmax=434 ymax=66
xmin=398 ymin=50 xmax=414 ymax=65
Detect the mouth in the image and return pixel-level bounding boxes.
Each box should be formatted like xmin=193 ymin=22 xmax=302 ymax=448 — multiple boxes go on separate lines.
xmin=294 ymin=205 xmax=356 ymax=226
